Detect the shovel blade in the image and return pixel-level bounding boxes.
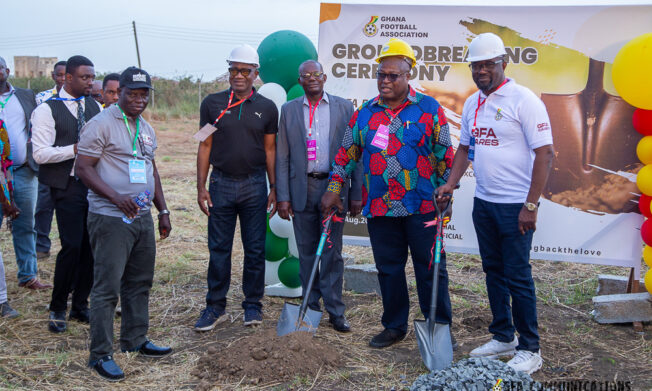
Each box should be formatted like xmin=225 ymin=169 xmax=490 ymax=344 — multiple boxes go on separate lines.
xmin=276 ymin=303 xmax=322 ymax=337
xmin=413 ymin=319 xmax=453 ymax=372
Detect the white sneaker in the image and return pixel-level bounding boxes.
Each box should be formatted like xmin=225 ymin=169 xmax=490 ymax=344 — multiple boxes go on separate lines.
xmin=507 ymin=350 xmax=543 ymax=374
xmin=469 ymin=336 xmax=518 ymax=358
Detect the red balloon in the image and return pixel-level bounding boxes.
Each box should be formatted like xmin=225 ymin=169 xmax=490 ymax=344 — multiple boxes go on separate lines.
xmin=642 ymin=219 xmax=652 ymax=246
xmin=633 ymin=109 xmax=652 ymax=136
xmin=640 ymin=194 xmax=652 ymax=218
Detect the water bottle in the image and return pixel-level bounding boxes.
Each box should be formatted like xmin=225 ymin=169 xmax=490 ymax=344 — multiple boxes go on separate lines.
xmin=122 ymin=190 xmax=150 ymax=224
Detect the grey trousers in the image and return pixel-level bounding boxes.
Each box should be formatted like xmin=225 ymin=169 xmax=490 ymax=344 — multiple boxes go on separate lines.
xmin=0 ymin=252 xmax=7 ymax=303
xmin=292 ymin=177 xmax=346 ymax=318
xmin=87 ymin=212 xmax=156 ymax=362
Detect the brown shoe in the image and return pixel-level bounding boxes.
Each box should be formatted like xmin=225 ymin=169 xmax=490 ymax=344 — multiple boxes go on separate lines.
xmin=20 ymin=278 xmax=53 ymax=290
xmin=36 ymin=251 xmax=50 ymax=260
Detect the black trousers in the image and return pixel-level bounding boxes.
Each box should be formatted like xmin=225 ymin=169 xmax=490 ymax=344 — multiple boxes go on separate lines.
xmin=49 ymin=177 xmax=94 ymax=313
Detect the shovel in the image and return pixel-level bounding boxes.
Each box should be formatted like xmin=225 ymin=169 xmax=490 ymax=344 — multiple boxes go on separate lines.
xmin=414 ymin=192 xmax=453 ymax=372
xmin=276 ymin=209 xmax=337 ymax=337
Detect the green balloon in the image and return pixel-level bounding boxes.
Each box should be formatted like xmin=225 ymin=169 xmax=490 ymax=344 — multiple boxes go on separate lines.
xmin=265 ymin=231 xmax=288 ymax=262
xmin=266 ymin=212 xmax=271 ymax=233
xmin=257 ymin=30 xmax=317 ymax=91
xmin=278 ymin=256 xmax=301 ymax=288
xmin=286 ymin=84 xmax=305 ymax=101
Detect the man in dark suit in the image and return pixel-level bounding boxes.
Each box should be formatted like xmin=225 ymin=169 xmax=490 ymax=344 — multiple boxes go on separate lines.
xmin=0 ymin=56 xmax=50 ymax=290
xmin=276 ymin=60 xmax=362 ymax=332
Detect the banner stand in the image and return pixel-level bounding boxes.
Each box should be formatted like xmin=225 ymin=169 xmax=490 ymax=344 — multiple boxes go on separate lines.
xmin=626 ymin=268 xmax=644 ymax=332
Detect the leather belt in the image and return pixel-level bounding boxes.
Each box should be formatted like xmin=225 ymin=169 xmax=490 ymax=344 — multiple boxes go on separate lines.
xmin=307 ymin=172 xmax=329 ymax=180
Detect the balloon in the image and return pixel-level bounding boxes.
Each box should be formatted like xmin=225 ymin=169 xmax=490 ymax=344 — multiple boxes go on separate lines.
xmin=639 ymin=194 xmax=652 ymax=218
xmin=277 ymin=256 xmax=301 ymax=288
xmin=611 ymin=33 xmax=652 ymax=110
xmin=643 ymin=245 xmax=652 ymax=268
xmin=641 ymin=219 xmax=652 ymax=246
xmin=257 ymin=30 xmax=317 ymax=91
xmin=286 ymin=84 xmax=305 ymax=101
xmin=633 ymin=109 xmax=652 ymax=136
xmin=269 ymin=213 xmax=293 ymax=238
xmin=645 ymin=269 xmax=652 ymax=295
xmin=257 ymin=83 xmax=287 ymax=117
xmin=264 ymin=259 xmax=282 ymax=285
xmin=638 ymin=136 xmax=652 ymax=165
xmin=265 ymin=231 xmax=289 ymax=262
xmin=288 ymin=235 xmax=299 ymax=258
xmin=636 ymin=165 xmax=652 ymax=195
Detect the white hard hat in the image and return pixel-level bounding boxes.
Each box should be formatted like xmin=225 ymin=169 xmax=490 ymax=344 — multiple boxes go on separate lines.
xmin=227 ymin=44 xmax=259 ymax=68
xmin=466 ymin=33 xmax=506 ymax=62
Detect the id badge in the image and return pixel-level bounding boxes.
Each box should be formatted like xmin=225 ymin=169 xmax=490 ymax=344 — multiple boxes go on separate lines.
xmin=129 ymin=159 xmax=147 ymax=184
xmin=193 ymin=123 xmax=217 ymax=142
xmin=370 ymin=124 xmax=390 ymax=150
xmin=468 ymin=129 xmax=476 ymax=162
xmin=307 ymin=139 xmax=317 ymax=161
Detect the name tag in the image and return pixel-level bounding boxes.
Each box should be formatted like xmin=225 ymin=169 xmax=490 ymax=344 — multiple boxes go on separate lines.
xmin=193 ymin=123 xmax=217 ymax=142
xmin=370 ymin=124 xmax=390 ymax=150
xmin=307 ymin=139 xmax=317 ymax=161
xmin=129 ymin=159 xmax=147 ymax=183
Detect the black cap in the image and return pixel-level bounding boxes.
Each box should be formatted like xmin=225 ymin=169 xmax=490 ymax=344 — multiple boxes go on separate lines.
xmin=119 ymin=66 xmax=154 ymax=90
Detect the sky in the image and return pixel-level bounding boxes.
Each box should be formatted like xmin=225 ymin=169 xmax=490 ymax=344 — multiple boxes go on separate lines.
xmin=2 ymin=0 xmax=650 ymax=80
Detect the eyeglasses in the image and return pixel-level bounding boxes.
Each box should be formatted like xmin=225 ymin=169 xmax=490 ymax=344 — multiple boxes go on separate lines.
xmin=299 ymin=71 xmax=324 ymax=79
xmin=469 ymin=59 xmax=504 ymax=72
xmin=228 ymin=67 xmax=254 ymax=77
xmin=91 ymin=93 xmax=102 ymax=99
xmin=376 ymin=71 xmax=409 ymax=82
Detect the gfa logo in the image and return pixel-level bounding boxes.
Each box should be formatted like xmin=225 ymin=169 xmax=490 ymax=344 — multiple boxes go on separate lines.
xmin=363 ymin=16 xmax=379 ymax=37
xmin=472 ymin=127 xmax=500 ymax=146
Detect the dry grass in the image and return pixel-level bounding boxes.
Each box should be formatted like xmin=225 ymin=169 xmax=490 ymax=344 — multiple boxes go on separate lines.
xmin=0 ymin=117 xmax=650 ymax=390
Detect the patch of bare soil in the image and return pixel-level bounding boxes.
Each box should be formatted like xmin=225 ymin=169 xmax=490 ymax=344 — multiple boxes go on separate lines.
xmin=193 ymin=329 xmax=341 ymax=389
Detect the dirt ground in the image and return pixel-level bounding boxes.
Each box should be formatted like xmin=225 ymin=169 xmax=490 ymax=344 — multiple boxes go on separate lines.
xmin=0 ymin=117 xmax=650 ymax=390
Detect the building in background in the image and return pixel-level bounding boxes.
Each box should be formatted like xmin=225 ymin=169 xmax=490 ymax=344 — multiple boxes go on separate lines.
xmin=13 ymin=56 xmax=58 ymax=78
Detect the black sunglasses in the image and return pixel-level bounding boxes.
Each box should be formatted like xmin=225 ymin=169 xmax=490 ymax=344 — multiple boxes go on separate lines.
xmin=376 ymin=71 xmax=409 ymax=82
xmin=228 ymin=67 xmax=255 ymax=77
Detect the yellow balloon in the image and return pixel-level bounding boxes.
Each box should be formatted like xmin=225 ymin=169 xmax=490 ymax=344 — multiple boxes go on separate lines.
xmin=643 ymin=246 xmax=652 ymax=268
xmin=645 ymin=269 xmax=652 ymax=295
xmin=612 ymin=33 xmax=652 ymax=110
xmin=636 ymin=165 xmax=652 ymax=195
xmin=637 ymin=137 xmax=652 ymax=165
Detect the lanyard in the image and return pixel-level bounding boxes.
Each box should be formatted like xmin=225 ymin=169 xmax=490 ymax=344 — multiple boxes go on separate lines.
xmin=117 ymin=105 xmax=141 ymax=158
xmin=0 ymin=91 xmax=14 ymax=112
xmin=473 ymin=78 xmax=509 ymax=128
xmin=384 ymin=99 xmax=410 ymax=122
xmin=307 ymin=99 xmax=320 ymax=137
xmin=50 ymin=96 xmax=83 ymax=102
xmin=213 ymin=89 xmax=253 ymax=126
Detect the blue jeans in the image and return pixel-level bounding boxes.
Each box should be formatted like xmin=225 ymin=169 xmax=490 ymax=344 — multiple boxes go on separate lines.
xmin=367 ymin=212 xmax=452 ymax=334
xmin=206 ymin=169 xmax=267 ymax=311
xmin=0 ymin=166 xmax=38 ymax=284
xmin=472 ymin=197 xmax=539 ymax=352
xmin=34 ymin=182 xmax=54 ymax=253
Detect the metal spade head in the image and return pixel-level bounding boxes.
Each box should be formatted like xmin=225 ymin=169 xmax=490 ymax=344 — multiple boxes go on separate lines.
xmin=276 ymin=302 xmax=322 ymax=337
xmin=414 ymin=319 xmax=453 ymax=372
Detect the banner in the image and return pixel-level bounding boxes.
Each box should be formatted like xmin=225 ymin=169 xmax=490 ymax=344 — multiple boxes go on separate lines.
xmin=319 ymin=3 xmax=652 ymax=279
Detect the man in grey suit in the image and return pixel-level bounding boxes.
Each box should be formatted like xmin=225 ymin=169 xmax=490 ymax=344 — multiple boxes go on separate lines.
xmin=276 ymin=60 xmax=362 ymax=332
xmin=0 ymin=56 xmax=50 ymax=290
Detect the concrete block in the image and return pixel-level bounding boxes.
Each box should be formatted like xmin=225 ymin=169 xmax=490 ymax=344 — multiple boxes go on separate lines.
xmin=592 ymin=292 xmax=652 ymax=324
xmin=344 ymin=264 xmax=380 ymax=295
xmin=596 ymin=274 xmax=646 ymax=296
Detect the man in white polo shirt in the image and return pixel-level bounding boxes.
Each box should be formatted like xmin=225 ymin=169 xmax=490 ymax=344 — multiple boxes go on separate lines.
xmin=437 ymin=33 xmax=553 ymax=374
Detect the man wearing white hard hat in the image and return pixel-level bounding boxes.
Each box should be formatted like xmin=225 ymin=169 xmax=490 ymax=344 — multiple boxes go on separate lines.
xmin=195 ymin=44 xmax=279 ymax=330
xmin=436 ymin=33 xmax=554 ymax=374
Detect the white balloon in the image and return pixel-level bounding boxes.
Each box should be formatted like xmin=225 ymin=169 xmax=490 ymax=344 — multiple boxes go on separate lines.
xmin=269 ymin=213 xmax=293 ymax=238
xmin=257 ymin=83 xmax=287 ymax=117
xmin=288 ymin=235 xmax=299 ymax=258
xmin=264 ymin=260 xmax=282 ymax=285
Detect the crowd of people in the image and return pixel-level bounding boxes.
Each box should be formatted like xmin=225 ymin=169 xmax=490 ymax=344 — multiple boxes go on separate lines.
xmin=0 ymin=32 xmax=553 ymax=382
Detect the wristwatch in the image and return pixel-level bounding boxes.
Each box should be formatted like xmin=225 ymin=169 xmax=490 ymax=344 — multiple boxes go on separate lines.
xmin=158 ymin=209 xmax=170 ymax=218
xmin=524 ymin=202 xmax=538 ymax=212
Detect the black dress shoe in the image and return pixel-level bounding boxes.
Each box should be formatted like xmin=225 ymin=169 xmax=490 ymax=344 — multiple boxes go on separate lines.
xmin=124 ymin=340 xmax=172 ymax=358
xmin=369 ymin=328 xmax=406 ymax=348
xmin=48 ymin=311 xmax=67 ymax=333
xmin=90 ymin=355 xmax=124 ymax=382
xmin=69 ymin=308 xmax=90 ymax=324
xmin=329 ymin=316 xmax=351 ymax=332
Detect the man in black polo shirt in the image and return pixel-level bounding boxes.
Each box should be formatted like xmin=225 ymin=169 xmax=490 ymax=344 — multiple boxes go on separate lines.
xmin=194 ymin=44 xmax=278 ymax=330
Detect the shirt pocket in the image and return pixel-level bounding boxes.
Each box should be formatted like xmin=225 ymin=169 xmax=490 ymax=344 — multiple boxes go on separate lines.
xmin=402 ymin=122 xmax=428 ymax=148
